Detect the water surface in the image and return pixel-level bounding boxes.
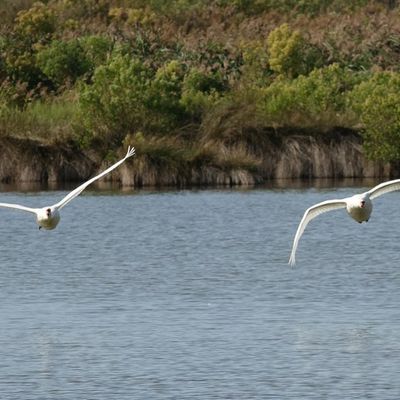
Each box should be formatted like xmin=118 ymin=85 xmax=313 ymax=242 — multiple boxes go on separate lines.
xmin=1 ymin=183 xmax=400 ymax=399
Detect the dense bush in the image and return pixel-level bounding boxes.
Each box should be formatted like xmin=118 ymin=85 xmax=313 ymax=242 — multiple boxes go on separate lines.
xmin=80 ymin=35 xmax=113 ymax=68
xmin=267 ymin=24 xmax=325 ymax=78
xmin=36 ymin=39 xmax=91 ymax=86
xmin=79 ymin=54 xmax=154 ymax=143
xmin=14 ymin=1 xmax=56 ymax=41
xmin=350 ymin=72 xmax=400 ymax=161
xmin=148 ymin=60 xmax=187 ymax=127
xmin=79 ymin=52 xmax=229 ymax=145
xmin=180 ymin=68 xmax=225 ymax=117
xmin=261 ymin=64 xmax=361 ymax=128
xmin=1 ymin=2 xmax=56 ymax=88
xmin=1 ymin=37 xmax=43 ymax=89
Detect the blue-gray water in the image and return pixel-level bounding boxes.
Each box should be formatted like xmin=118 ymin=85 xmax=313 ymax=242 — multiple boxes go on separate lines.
xmin=1 ymin=184 xmax=400 ymax=399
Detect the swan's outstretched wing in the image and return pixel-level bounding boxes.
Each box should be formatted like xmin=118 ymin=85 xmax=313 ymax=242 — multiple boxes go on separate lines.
xmin=367 ymin=179 xmax=400 ymax=200
xmin=54 ymin=146 xmax=135 ymax=210
xmin=289 ymin=199 xmax=347 ymax=266
xmin=0 ymin=202 xmax=37 ymax=214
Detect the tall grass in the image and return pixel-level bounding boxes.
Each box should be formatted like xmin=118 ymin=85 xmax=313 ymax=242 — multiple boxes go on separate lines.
xmin=0 ymin=94 xmax=79 ymax=143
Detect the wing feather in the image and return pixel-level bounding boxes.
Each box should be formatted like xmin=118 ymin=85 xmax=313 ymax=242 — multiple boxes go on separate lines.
xmin=0 ymin=202 xmax=38 ymax=214
xmin=289 ymin=199 xmax=347 ymax=266
xmin=367 ymin=179 xmax=400 ymax=200
xmin=55 ymin=146 xmax=135 ymax=210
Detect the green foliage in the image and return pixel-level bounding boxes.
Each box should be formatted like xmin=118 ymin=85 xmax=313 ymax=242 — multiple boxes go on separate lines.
xmin=267 ymin=23 xmax=324 ymax=78
xmin=149 ymin=60 xmax=187 ymax=125
xmin=14 ymin=2 xmax=56 ymax=42
xmin=79 ymin=35 xmax=113 ymax=68
xmin=239 ymin=40 xmax=272 ymax=86
xmin=79 ymin=54 xmax=154 ymax=143
xmin=349 ymin=72 xmax=400 ymax=161
xmin=2 ymin=0 xmax=400 ymax=167
xmin=180 ymin=68 xmax=225 ymax=117
xmin=36 ymin=39 xmax=91 ymax=86
xmin=294 ymin=64 xmax=360 ymax=115
xmin=0 ymin=92 xmax=79 ymax=142
xmin=0 ymin=2 xmax=57 ymax=88
xmin=1 ymin=33 xmax=42 ymax=87
xmin=79 ymin=54 xmax=228 ymax=145
xmin=261 ymin=64 xmax=360 ymax=127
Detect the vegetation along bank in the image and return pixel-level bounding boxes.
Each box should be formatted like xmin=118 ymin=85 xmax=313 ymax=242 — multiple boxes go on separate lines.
xmin=1 ymin=0 xmax=400 ymax=186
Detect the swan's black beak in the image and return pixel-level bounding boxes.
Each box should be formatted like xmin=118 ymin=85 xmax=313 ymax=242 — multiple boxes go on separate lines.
xmin=360 ymin=201 xmax=365 ymax=208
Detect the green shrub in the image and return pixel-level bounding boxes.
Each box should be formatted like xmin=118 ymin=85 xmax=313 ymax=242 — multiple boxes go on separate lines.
xmin=261 ymin=64 xmax=360 ymax=127
xmin=148 ymin=60 xmax=187 ymax=126
xmin=239 ymin=40 xmax=272 ymax=86
xmin=180 ymin=68 xmax=225 ymax=117
xmin=80 ymin=35 xmax=113 ymax=68
xmin=1 ymin=33 xmax=44 ymax=87
xmin=267 ymin=23 xmax=324 ymax=78
xmin=1 ymin=2 xmax=56 ymax=88
xmin=350 ymin=72 xmax=400 ymax=161
xmin=36 ymin=39 xmax=91 ymax=86
xmin=79 ymin=56 xmax=198 ymax=144
xmin=79 ymin=54 xmax=153 ymax=143
xmin=14 ymin=1 xmax=56 ymax=42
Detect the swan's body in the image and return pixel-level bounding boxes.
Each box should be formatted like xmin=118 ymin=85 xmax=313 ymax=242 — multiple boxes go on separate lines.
xmin=0 ymin=146 xmax=135 ymax=230
xmin=289 ymin=179 xmax=400 ymax=266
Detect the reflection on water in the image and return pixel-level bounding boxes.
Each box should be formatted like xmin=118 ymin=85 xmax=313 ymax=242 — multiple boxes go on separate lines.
xmin=0 ymin=185 xmax=400 ymax=399
xmin=0 ymin=177 xmax=387 ymax=193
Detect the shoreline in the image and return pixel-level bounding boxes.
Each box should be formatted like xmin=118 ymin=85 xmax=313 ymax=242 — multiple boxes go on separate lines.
xmin=0 ymin=133 xmax=397 ymax=188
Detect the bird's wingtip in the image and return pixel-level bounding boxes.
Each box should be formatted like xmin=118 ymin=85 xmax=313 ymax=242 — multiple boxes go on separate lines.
xmin=288 ymin=256 xmax=296 ymax=267
xmin=126 ymin=146 xmax=136 ymax=158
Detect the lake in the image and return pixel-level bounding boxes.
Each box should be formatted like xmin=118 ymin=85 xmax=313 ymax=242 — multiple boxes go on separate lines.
xmin=1 ymin=181 xmax=400 ymax=399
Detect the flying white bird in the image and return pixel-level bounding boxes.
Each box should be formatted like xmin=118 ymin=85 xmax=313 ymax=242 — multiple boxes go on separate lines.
xmin=289 ymin=179 xmax=400 ymax=266
xmin=0 ymin=146 xmax=135 ymax=230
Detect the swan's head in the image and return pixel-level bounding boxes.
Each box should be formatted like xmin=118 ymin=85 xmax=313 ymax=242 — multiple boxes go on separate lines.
xmin=46 ymin=208 xmax=51 ymax=217
xmin=360 ymin=200 xmax=366 ymax=208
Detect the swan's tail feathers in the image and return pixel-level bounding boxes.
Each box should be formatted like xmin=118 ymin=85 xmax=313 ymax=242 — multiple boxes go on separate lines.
xmin=125 ymin=146 xmax=136 ymax=159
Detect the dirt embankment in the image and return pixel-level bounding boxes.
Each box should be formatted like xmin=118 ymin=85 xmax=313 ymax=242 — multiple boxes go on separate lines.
xmin=0 ymin=133 xmax=395 ymax=187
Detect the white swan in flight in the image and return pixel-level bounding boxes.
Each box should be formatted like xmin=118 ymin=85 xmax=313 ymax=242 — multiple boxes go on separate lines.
xmin=289 ymin=179 xmax=400 ymax=266
xmin=0 ymin=146 xmax=135 ymax=230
